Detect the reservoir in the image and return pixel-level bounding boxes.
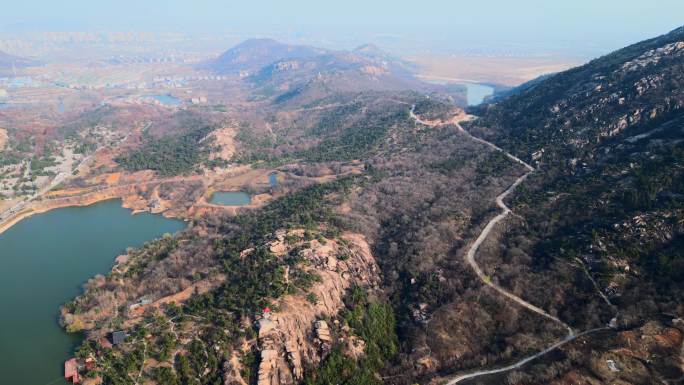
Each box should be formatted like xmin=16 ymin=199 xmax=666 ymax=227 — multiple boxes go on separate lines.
xmin=0 ymin=200 xmax=185 ymax=385
xmin=465 ymin=83 xmax=494 ymax=106
xmin=210 ymin=191 xmax=251 ymax=206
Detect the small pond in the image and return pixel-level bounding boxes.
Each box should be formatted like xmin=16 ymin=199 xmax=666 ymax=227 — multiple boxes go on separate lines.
xmin=149 ymin=94 xmax=181 ymax=106
xmin=209 ymin=191 xmax=252 ymax=206
xmin=269 ymin=172 xmax=279 ymax=188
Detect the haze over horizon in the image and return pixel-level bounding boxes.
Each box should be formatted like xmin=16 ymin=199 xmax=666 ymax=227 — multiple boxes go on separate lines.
xmin=0 ymin=0 xmax=683 ymax=58
xmin=1 ymin=1 xmax=684 ymax=384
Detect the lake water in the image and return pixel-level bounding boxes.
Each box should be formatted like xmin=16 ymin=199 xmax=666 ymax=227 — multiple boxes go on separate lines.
xmin=465 ymin=83 xmax=495 ymax=106
xmin=0 ymin=200 xmax=185 ymax=385
xmin=150 ymin=94 xmax=181 ymax=106
xmin=210 ymin=191 xmax=251 ymax=206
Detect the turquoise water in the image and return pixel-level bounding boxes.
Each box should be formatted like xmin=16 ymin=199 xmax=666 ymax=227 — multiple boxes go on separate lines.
xmin=466 ymin=83 xmax=495 ymax=106
xmin=150 ymin=94 xmax=181 ymax=106
xmin=210 ymin=191 xmax=251 ymax=206
xmin=0 ymin=200 xmax=185 ymax=385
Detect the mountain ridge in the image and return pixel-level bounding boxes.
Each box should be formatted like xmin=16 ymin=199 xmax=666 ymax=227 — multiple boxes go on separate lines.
xmin=207 ymin=38 xmax=328 ymax=74
xmin=0 ymin=50 xmax=36 ymax=75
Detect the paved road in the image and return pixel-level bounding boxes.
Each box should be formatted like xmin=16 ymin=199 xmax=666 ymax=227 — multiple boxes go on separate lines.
xmin=0 ymin=128 xmax=138 ymax=226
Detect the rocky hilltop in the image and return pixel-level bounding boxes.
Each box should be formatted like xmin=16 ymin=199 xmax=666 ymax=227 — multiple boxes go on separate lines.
xmin=471 ymin=26 xmax=684 ymax=164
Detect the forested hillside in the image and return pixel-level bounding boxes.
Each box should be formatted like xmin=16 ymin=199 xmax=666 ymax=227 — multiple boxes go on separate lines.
xmin=462 ymin=26 xmax=684 ymax=384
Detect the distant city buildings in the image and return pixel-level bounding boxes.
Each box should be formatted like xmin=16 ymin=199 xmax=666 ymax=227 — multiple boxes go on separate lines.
xmin=190 ymin=96 xmax=208 ymax=104
xmin=0 ymin=76 xmax=39 ymax=88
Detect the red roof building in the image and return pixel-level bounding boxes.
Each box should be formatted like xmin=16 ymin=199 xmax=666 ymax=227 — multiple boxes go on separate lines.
xmin=64 ymin=358 xmax=79 ymax=384
xmin=85 ymin=356 xmax=95 ymax=371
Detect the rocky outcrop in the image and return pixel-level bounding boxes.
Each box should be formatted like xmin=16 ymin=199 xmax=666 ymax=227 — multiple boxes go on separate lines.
xmin=253 ymin=231 xmax=380 ymax=385
xmin=620 ymin=41 xmax=684 ymax=73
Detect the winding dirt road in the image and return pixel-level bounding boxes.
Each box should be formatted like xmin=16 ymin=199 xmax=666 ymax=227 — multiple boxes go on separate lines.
xmin=411 ymin=105 xmax=571 ymax=331
xmin=452 ymin=120 xmax=575 ymax=336
xmin=409 ymin=105 xmax=615 ymax=384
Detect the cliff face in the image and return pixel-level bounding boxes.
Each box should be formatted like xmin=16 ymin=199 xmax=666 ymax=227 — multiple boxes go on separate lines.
xmin=233 ymin=231 xmax=380 ymax=385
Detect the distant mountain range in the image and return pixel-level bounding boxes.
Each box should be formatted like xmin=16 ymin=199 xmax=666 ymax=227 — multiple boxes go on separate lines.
xmin=205 ymin=39 xmax=430 ymax=104
xmin=0 ymin=50 xmax=37 ymax=76
xmin=207 ymin=38 xmax=327 ymax=74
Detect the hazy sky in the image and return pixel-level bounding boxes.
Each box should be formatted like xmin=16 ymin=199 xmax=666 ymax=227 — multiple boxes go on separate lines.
xmin=1 ymin=0 xmax=683 ymax=56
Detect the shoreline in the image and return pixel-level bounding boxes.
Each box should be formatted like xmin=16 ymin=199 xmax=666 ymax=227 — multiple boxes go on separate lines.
xmin=0 ymin=207 xmax=37 ymax=236
xmin=0 ymin=196 xmax=123 ymax=236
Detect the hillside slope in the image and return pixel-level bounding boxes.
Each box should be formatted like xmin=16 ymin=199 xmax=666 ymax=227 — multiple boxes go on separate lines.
xmin=470 ymin=26 xmax=684 ymax=164
xmin=457 ymin=25 xmax=684 ymax=384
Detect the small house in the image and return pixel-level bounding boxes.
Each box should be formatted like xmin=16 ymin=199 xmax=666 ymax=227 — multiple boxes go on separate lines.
xmin=85 ymin=356 xmax=95 ymax=370
xmin=111 ymin=330 xmax=127 ymax=346
xmin=64 ymin=358 xmax=79 ymax=384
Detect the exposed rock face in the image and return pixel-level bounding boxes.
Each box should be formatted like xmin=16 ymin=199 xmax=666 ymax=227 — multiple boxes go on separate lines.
xmin=274 ymin=61 xmax=300 ymax=72
xmin=207 ymin=127 xmax=237 ymax=161
xmin=620 ymin=41 xmax=684 ymax=73
xmin=254 ymin=231 xmax=380 ymax=385
xmin=0 ymin=128 xmax=7 ymax=150
xmin=315 ymin=320 xmax=331 ymax=343
xmin=360 ymin=65 xmax=389 ymax=76
xmin=470 ymin=27 xmax=684 ymax=166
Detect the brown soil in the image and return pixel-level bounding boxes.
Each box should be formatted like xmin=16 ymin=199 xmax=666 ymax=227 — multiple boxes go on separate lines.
xmin=208 ymin=126 xmax=237 ymax=161
xmin=129 ymin=274 xmax=226 ymax=318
